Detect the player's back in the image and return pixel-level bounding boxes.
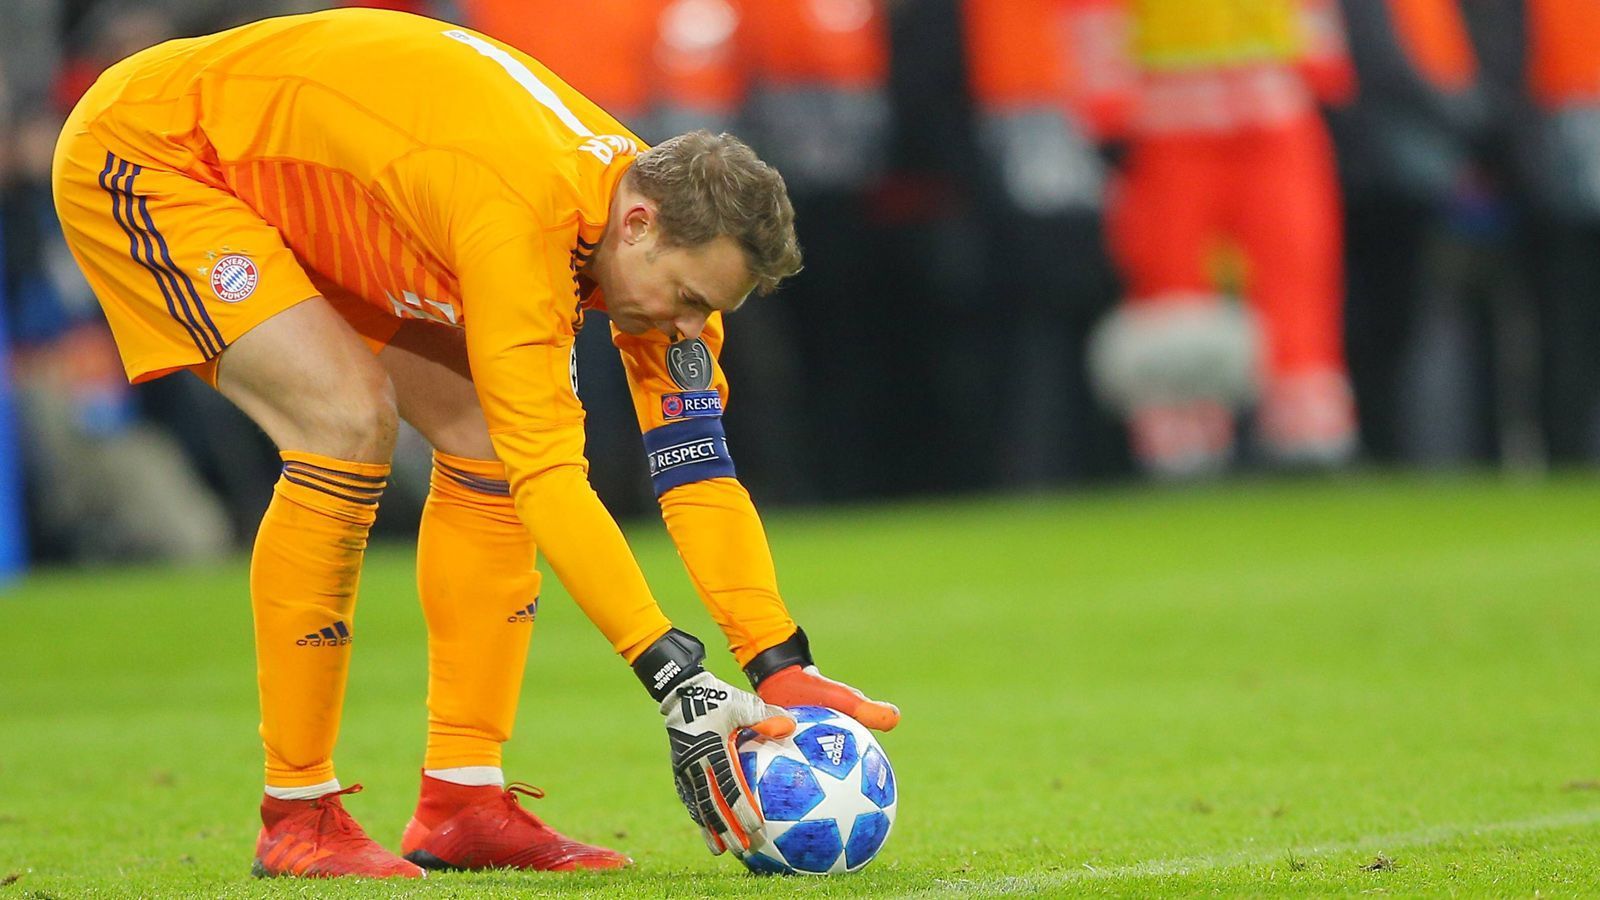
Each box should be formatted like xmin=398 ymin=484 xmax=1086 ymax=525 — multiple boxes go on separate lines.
xmin=66 ymin=8 xmax=643 ymax=328
xmin=78 ymin=9 xmax=633 ymax=210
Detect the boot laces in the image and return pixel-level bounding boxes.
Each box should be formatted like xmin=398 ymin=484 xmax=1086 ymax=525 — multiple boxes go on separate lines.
xmin=500 ymin=783 xmax=553 ymax=833
xmin=310 ymin=783 xmax=367 ymax=842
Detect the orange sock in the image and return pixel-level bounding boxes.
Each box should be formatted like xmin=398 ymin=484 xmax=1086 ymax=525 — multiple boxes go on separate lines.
xmin=418 ymin=452 xmax=539 ymax=770
xmin=252 ymin=451 xmax=388 ymax=788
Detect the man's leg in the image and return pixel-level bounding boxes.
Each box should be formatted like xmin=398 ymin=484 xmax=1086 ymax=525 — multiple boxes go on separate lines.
xmin=1229 ymin=117 xmax=1356 ymax=465
xmin=1103 ymin=134 xmax=1240 ymax=476
xmin=375 ymin=323 xmax=529 ymax=778
xmin=211 ymin=298 xmax=421 ymax=879
xmin=376 ymin=322 xmax=629 ymax=871
xmin=52 ymin=123 xmax=417 ymax=876
xmin=216 ymin=297 xmax=396 ymax=792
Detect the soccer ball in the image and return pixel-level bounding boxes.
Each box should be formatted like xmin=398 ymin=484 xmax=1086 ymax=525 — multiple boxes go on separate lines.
xmin=734 ymin=706 xmax=897 ymax=875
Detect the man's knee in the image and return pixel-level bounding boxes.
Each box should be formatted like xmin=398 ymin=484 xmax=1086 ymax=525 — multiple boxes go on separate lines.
xmin=215 ymin=298 xmax=401 ymax=462
xmin=294 ymin=367 xmax=399 ymax=462
xmin=380 ymin=322 xmax=495 ymax=460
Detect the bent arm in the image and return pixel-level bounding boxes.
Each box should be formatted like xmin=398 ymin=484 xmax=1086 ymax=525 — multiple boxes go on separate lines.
xmin=461 ymin=233 xmax=672 ymax=661
xmin=614 ymin=319 xmax=798 ymax=665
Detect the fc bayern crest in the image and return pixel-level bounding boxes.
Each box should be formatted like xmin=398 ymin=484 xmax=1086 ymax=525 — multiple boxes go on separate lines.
xmin=209 ymin=254 xmax=259 ymax=303
xmin=666 ymin=338 xmax=713 ymax=389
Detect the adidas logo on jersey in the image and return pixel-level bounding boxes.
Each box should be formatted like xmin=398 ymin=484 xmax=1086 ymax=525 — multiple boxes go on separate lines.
xmin=817 ymin=733 xmax=847 ymax=766
xmin=297 ymin=621 xmax=352 ymax=647
xmin=678 ymin=684 xmax=728 ymax=721
xmin=505 ymin=599 xmax=539 ymax=623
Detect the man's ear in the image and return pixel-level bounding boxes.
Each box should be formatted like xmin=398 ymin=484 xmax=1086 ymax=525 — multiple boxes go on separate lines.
xmin=622 ymin=203 xmax=654 ymax=244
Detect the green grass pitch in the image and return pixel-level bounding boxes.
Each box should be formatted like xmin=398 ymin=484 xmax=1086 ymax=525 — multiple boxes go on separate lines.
xmin=3 ymin=475 xmax=1600 ymax=897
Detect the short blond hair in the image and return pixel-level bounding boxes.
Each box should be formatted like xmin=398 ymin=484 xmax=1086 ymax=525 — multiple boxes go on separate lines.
xmin=630 ymin=131 xmax=803 ymax=296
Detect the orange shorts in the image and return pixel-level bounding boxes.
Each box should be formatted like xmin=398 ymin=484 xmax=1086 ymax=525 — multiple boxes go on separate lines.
xmin=52 ymin=124 xmax=400 ymax=386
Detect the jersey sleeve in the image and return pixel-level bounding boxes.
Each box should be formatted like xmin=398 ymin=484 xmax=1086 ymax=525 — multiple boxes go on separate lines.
xmin=442 ymin=156 xmax=673 ymax=661
xmin=613 ymin=317 xmax=798 ymax=666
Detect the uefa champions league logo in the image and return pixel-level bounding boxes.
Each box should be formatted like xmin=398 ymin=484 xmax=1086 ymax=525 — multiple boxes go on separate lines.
xmin=667 ymin=339 xmax=713 ymax=390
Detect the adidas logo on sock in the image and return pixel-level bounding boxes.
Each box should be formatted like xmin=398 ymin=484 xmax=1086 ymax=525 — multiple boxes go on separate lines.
xmin=296 ymin=620 xmax=352 ymax=647
xmin=818 ymin=733 xmax=846 ymax=766
xmin=505 ymin=598 xmax=539 ymax=623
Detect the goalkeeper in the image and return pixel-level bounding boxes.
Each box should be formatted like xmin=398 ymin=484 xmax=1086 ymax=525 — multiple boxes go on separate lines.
xmin=52 ymin=7 xmax=898 ymax=879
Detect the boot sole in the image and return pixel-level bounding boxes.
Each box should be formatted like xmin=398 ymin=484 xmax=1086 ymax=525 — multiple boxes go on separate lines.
xmin=403 ymin=849 xmax=459 ymax=871
xmin=402 ymin=848 xmax=629 ymax=872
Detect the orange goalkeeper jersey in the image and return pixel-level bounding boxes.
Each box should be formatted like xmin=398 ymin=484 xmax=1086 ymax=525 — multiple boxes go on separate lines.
xmin=68 ymin=8 xmax=795 ymax=662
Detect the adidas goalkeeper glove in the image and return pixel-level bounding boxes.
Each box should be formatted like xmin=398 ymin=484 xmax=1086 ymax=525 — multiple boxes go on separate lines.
xmin=744 ymin=627 xmax=901 ymax=731
xmin=633 ymin=629 xmax=795 ymax=855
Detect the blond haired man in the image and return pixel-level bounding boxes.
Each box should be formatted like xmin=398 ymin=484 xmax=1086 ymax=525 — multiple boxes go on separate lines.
xmin=53 ymin=7 xmax=897 ymax=878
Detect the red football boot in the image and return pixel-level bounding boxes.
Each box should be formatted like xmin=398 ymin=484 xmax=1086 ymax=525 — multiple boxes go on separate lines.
xmin=400 ymin=775 xmax=631 ymax=871
xmin=252 ymin=784 xmax=424 ymax=879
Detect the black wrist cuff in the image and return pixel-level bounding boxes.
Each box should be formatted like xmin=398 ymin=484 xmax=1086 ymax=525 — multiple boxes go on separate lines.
xmin=743 ymin=627 xmax=813 ymax=689
xmin=632 ymin=628 xmax=706 ymax=702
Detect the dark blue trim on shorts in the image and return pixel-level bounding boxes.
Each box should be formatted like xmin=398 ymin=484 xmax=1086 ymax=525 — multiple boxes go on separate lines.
xmin=99 ymin=154 xmax=207 ymax=356
xmin=642 ymin=418 xmax=737 ymax=496
xmin=99 ymin=152 xmax=226 ymax=357
xmin=135 ymin=189 xmax=225 ymax=353
xmin=112 ymin=156 xmax=223 ymax=356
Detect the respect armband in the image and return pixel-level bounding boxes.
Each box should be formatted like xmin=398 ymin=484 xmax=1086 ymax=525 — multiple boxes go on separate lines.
xmin=642 ymin=418 xmax=737 ymax=496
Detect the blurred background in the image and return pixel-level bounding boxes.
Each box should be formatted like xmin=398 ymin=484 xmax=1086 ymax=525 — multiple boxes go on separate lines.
xmin=2 ymin=0 xmax=1598 ymax=577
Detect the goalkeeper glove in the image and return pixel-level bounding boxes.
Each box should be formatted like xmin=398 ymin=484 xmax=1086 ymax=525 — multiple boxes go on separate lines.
xmin=633 ymin=628 xmax=795 ymax=854
xmin=744 ymin=627 xmax=901 ymax=731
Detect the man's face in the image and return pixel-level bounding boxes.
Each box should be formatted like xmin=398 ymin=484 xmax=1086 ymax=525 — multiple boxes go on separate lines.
xmin=600 ymin=208 xmax=755 ymax=340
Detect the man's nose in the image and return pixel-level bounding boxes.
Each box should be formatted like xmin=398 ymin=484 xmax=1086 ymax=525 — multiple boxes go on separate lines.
xmin=672 ymin=312 xmax=707 ymax=341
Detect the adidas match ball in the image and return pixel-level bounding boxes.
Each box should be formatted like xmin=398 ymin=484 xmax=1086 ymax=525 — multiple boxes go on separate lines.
xmin=734 ymin=706 xmax=897 ymax=875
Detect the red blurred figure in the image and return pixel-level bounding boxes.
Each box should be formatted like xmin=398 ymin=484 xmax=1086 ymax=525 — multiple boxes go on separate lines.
xmin=1074 ymin=0 xmax=1358 ymax=475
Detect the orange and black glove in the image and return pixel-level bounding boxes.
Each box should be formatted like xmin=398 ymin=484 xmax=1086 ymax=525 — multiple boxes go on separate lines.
xmin=634 ymin=629 xmax=794 ymax=855
xmin=743 ymin=628 xmax=900 ymax=732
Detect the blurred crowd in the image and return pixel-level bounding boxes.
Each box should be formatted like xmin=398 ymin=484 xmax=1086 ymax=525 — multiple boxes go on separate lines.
xmin=3 ymin=0 xmax=1599 ymax=567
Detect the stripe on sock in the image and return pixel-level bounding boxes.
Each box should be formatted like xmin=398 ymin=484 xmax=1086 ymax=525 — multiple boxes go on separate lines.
xmin=280 ymin=461 xmax=387 ymax=506
xmin=433 ymin=458 xmax=511 ymax=496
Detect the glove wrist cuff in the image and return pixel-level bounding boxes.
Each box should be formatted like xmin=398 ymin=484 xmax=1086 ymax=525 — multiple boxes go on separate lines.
xmin=633 ymin=628 xmax=707 ymax=703
xmin=743 ymin=627 xmax=813 ymax=689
